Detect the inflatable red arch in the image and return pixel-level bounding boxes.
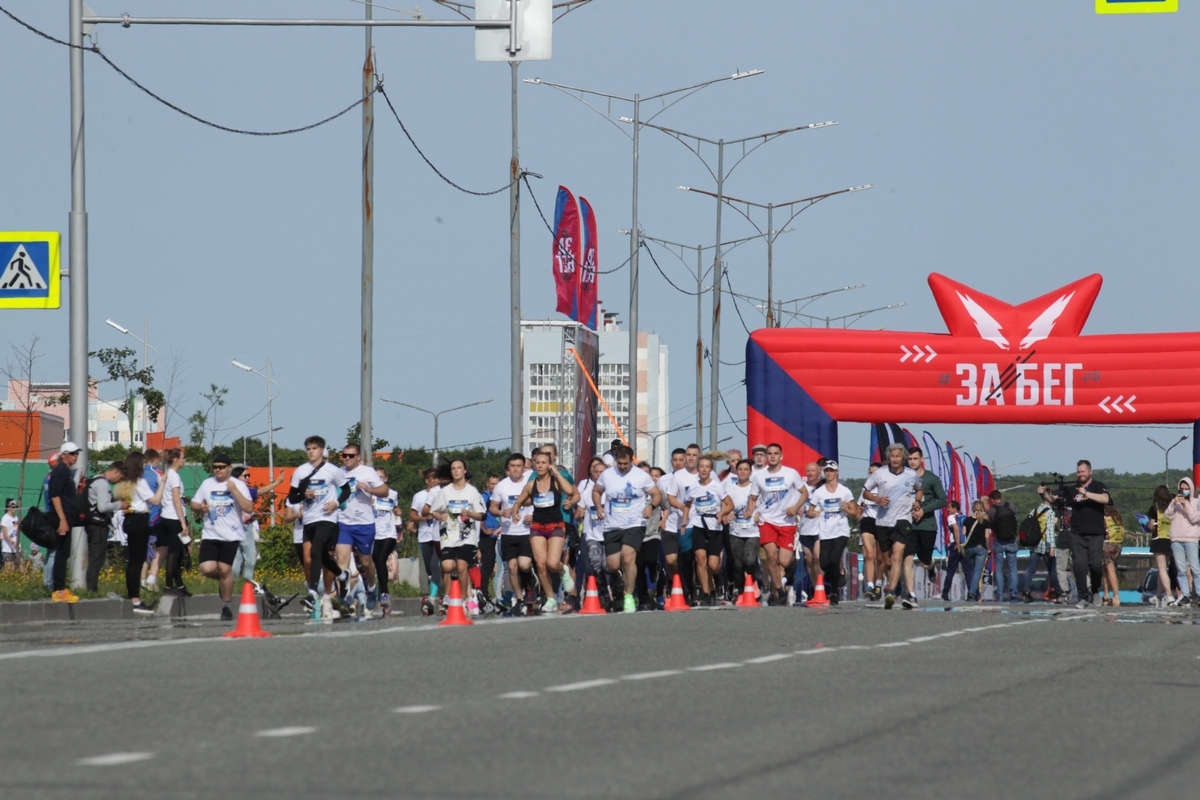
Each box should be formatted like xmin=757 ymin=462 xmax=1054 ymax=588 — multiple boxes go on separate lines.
xmin=746 ymin=273 xmax=1200 ymax=482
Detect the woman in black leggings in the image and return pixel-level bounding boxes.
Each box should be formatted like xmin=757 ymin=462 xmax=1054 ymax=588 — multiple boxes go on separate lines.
xmin=159 ymin=448 xmax=191 ymax=596
xmin=370 ymin=467 xmax=401 ymax=614
xmin=116 ymin=451 xmax=166 ymax=614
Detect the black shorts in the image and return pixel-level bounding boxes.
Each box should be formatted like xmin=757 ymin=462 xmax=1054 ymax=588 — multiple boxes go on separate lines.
xmin=1150 ymin=538 xmax=1173 ymax=556
xmin=911 ymin=528 xmax=937 ymax=563
xmin=198 ymin=540 xmax=239 ymax=565
xmin=691 ymin=525 xmax=724 ymax=555
xmin=501 ymin=535 xmax=533 ymax=562
xmin=441 ymin=545 xmax=477 ymax=564
xmin=303 ymin=520 xmax=338 ymax=548
xmin=603 ymin=526 xmax=645 ymax=557
xmin=797 ymin=533 xmax=819 ymax=553
xmin=662 ymin=530 xmax=681 ymax=556
xmin=860 ymin=517 xmax=877 ymax=535
xmin=876 ymin=520 xmax=912 ymax=553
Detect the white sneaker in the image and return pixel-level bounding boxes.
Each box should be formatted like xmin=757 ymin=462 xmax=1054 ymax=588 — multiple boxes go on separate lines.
xmin=320 ymin=594 xmax=334 ymax=620
xmin=561 ymin=570 xmax=575 ymax=594
xmin=1165 ymin=595 xmax=1179 ymax=607
xmin=542 ymin=597 xmax=559 ymax=614
xmin=466 ymin=599 xmax=480 ymax=617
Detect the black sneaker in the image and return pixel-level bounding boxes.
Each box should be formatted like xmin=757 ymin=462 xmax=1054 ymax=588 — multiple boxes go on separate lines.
xmin=901 ymin=594 xmax=918 ymax=610
xmin=132 ymin=602 xmax=155 ymax=616
xmin=220 ymin=606 xmax=234 ymax=621
xmin=301 ymin=594 xmax=315 ymax=613
xmin=1021 ymin=591 xmax=1034 ymax=603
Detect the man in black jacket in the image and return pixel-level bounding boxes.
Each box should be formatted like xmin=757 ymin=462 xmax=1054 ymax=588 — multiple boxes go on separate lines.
xmin=48 ymin=442 xmax=82 ymax=603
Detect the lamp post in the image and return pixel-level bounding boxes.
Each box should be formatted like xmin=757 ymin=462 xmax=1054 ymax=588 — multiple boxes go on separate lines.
xmin=241 ymin=426 xmax=284 ymax=469
xmin=1148 ymin=434 xmax=1188 ymax=488
xmin=784 ymin=303 xmax=909 ymax=329
xmin=232 ymin=358 xmax=280 ymax=524
xmin=380 ymin=397 xmax=493 ymax=467
xmin=106 ymin=318 xmax=157 ymax=446
xmin=637 ymin=422 xmax=694 ymax=468
xmin=525 ymin=69 xmax=763 ymax=456
xmin=676 ymin=185 xmax=874 ymax=327
xmin=632 ymin=117 xmax=837 ymax=449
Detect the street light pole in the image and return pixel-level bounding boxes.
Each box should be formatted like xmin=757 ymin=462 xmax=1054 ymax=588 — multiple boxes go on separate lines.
xmin=361 ymin=0 xmax=375 ymax=468
xmin=232 ymin=358 xmax=280 ymax=524
xmin=525 ymin=69 xmax=763 ymax=457
xmin=381 ymin=397 xmax=493 ymax=466
xmin=638 ymin=423 xmax=693 ymax=467
xmin=68 ymin=0 xmax=88 ymax=472
xmin=1148 ymin=434 xmax=1188 ymax=488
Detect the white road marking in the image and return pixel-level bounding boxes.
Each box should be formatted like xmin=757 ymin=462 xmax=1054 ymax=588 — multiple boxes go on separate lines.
xmin=794 ymin=647 xmax=836 ymax=655
xmin=499 ymin=691 xmax=541 ymax=699
xmin=393 ymin=705 xmax=441 ymax=714
xmin=743 ymin=653 xmax=792 ymax=664
xmin=545 ymin=679 xmax=619 ymax=692
xmin=77 ymin=752 xmax=154 ymax=766
xmin=876 ymin=641 xmax=911 ymax=648
xmin=255 ymin=726 xmax=316 ymax=737
xmin=908 ymin=636 xmax=940 ymax=643
xmin=687 ymin=662 xmax=742 ymax=671
xmin=622 ymin=670 xmax=683 ymax=680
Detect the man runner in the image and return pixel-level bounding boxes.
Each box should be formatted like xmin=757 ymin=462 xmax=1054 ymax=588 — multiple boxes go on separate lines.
xmin=288 ymin=435 xmax=348 ymax=618
xmin=490 ymin=453 xmax=536 ymax=614
xmin=592 ymin=445 xmax=662 ymax=613
xmin=749 ymin=443 xmax=807 ymax=606
xmin=862 ymin=443 xmax=923 ymax=609
xmin=908 ymin=446 xmax=947 ymax=590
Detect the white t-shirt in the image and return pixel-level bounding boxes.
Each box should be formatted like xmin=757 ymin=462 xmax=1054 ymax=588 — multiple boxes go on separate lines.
xmin=726 ymin=481 xmax=758 ymax=539
xmin=750 ymin=466 xmax=805 ymax=527
xmin=193 ymin=477 xmax=250 ymax=542
xmin=863 ymin=467 xmax=920 ymax=527
xmin=597 ymin=465 xmax=656 ymax=530
xmin=337 ymin=464 xmax=384 ymax=527
xmin=160 ymin=469 xmax=184 ymax=521
xmin=287 ymin=501 xmax=303 ymax=544
xmin=374 ymin=489 xmax=400 ymax=540
xmin=492 ymin=476 xmax=532 ymax=537
xmin=577 ymin=478 xmax=604 ymax=542
xmin=798 ymin=481 xmax=822 ymax=537
xmin=429 ymin=483 xmax=485 ymax=548
xmin=1 ymin=512 xmax=18 ymax=553
xmin=291 ymin=461 xmax=346 ymax=526
xmin=413 ymin=487 xmax=442 ymax=544
xmin=129 ymin=479 xmax=155 ymax=514
xmin=858 ymin=487 xmax=879 ymax=520
xmin=809 ymin=483 xmax=855 ymax=540
xmin=665 ymin=469 xmax=700 ymax=534
xmin=686 ymin=477 xmax=727 ymax=530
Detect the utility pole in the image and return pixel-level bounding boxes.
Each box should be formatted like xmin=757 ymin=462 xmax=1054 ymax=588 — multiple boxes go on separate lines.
xmin=68 ymin=0 xmax=88 ymax=473
xmin=510 ymin=60 xmax=522 ymax=455
xmin=361 ymin=1 xmax=375 ymax=466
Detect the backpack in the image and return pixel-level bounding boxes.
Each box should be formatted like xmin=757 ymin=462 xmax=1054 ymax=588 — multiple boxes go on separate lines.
xmin=992 ymin=503 xmax=1018 ymax=542
xmin=1018 ymin=507 xmax=1048 ymax=548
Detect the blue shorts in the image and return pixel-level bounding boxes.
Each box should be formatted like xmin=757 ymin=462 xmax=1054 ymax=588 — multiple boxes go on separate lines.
xmin=337 ymin=523 xmax=375 ymax=554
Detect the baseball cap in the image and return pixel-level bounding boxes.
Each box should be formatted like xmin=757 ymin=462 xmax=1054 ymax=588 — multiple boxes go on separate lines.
xmin=822 ymin=461 xmax=840 ymax=472
xmin=751 ymin=443 xmax=768 ymax=454
xmin=5 ymin=499 xmax=16 ymax=509
xmin=59 ymin=441 xmax=82 ymax=455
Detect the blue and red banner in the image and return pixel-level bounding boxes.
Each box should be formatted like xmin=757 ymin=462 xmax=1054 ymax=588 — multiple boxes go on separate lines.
xmin=577 ymin=197 xmax=599 ymax=330
xmin=552 ymin=186 xmax=581 ymax=319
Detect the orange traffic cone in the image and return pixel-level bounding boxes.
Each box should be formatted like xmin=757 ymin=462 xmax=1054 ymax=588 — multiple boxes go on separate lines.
xmin=439 ymin=580 xmax=474 ymax=627
xmin=736 ymin=572 xmax=759 ymax=607
xmin=666 ymin=574 xmax=689 ymax=612
xmin=579 ymin=576 xmax=606 ymax=615
xmin=806 ymin=575 xmax=830 ymax=608
xmin=223 ymin=582 xmax=273 ymax=638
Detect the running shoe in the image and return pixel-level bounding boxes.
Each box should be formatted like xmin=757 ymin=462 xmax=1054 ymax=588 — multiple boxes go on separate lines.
xmin=51 ymin=589 xmax=80 ymax=604
xmin=541 ymin=597 xmax=558 ymax=614
xmin=1074 ymin=598 xmax=1091 ymax=609
xmin=330 ymin=595 xmax=352 ymax=618
xmin=366 ymin=586 xmax=378 ymax=611
xmin=708 ymin=592 xmax=718 ymax=608
xmin=901 ymin=594 xmax=918 ymax=610
xmin=379 ymin=592 xmax=391 ymax=614
xmin=220 ymin=606 xmax=234 ymax=621
xmin=466 ymin=598 xmax=481 ymax=616
xmin=622 ymin=594 xmax=637 ymax=613
xmin=926 ymin=565 xmax=937 ymax=584
xmin=884 ymin=593 xmax=896 ymax=610
xmin=132 ymin=602 xmax=155 ymax=616
xmin=301 ymin=592 xmax=315 ymax=613
xmin=320 ymin=594 xmax=334 ymax=620
xmin=561 ymin=570 xmax=575 ymax=594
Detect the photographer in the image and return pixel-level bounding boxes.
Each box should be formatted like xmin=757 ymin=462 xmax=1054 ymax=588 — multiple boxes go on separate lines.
xmin=1041 ymin=460 xmax=1110 ymax=608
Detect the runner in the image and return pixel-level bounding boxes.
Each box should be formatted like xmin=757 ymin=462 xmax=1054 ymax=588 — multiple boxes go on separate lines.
xmin=724 ymin=459 xmax=759 ymax=601
xmin=639 ymin=466 xmax=668 ymax=610
xmin=428 ymin=459 xmax=486 ymax=610
xmin=479 ymin=473 xmax=501 ymax=607
xmin=908 ymin=446 xmax=947 ymax=588
xmin=540 ymin=443 xmax=579 ymax=597
xmin=796 ymin=462 xmax=823 ymax=603
xmin=666 ymin=444 xmax=702 ymax=603
xmin=511 ymin=450 xmax=579 ymax=613
xmin=659 ymin=449 xmax=689 ymax=588
xmin=191 ymin=453 xmax=255 ymax=622
xmin=288 ymin=435 xmax=348 ymax=618
xmin=805 ymin=462 xmax=859 ymax=606
xmin=490 ymin=453 xmax=535 ymax=614
xmin=857 ymin=462 xmax=883 ymax=600
xmin=332 ymin=445 xmax=390 ymax=609
xmin=592 ymin=445 xmax=663 ymax=613
xmin=371 ymin=466 xmax=402 ymax=617
xmin=749 ymin=443 xmax=807 ymax=606
xmin=687 ymin=455 xmax=732 ymax=606
xmin=750 ymin=444 xmax=769 ymax=476
xmin=410 ymin=468 xmax=444 ymax=612
xmin=861 ymin=443 xmax=923 ymax=609
xmin=575 ymin=457 xmax=609 ymax=607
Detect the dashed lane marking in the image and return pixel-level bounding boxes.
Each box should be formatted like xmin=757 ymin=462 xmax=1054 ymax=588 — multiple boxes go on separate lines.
xmin=499 ymin=691 xmax=541 ymax=699
xmin=77 ymin=752 xmax=155 ymax=766
xmin=687 ymin=662 xmax=743 ymax=671
xmin=545 ymin=679 xmax=619 ymax=692
xmin=621 ymin=669 xmax=683 ymax=680
xmin=393 ymin=705 xmax=441 ymax=714
xmin=255 ymin=727 xmax=316 ymax=737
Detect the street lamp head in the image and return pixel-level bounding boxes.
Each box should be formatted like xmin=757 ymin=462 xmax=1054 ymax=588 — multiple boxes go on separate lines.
xmin=617 ymin=116 xmax=633 ymax=123
xmin=523 ymin=78 xmax=543 ymax=85
xmin=1148 ymin=437 xmax=1160 ymax=446
xmin=677 ymin=186 xmax=692 ymax=192
xmin=848 ymin=184 xmax=875 ymax=192
xmin=730 ymin=69 xmax=764 ymax=80
xmin=231 ymin=360 xmax=253 ymax=372
xmin=105 ymin=319 xmax=129 ymax=335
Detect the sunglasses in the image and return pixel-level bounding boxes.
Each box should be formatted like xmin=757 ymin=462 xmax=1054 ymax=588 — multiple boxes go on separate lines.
xmin=213 ymin=464 xmax=231 ymax=469
xmin=342 ymin=453 xmax=360 ymax=459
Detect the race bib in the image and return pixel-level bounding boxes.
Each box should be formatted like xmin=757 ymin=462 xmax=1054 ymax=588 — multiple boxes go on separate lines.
xmin=533 ymin=491 xmax=556 ymax=509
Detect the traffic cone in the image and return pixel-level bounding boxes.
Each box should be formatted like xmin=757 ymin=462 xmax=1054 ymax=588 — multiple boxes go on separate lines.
xmin=223 ymin=582 xmax=273 ymax=639
xmin=736 ymin=572 xmax=759 ymax=607
xmin=806 ymin=575 xmax=830 ymax=608
xmin=579 ymin=576 xmax=606 ymax=615
xmin=666 ymin=574 xmax=689 ymax=612
xmin=438 ymin=580 xmax=474 ymax=627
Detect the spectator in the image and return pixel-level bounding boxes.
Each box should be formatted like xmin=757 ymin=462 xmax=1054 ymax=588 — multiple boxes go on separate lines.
xmin=47 ymin=441 xmax=83 ymax=603
xmin=1101 ymin=505 xmax=1124 ymax=607
xmin=1 ymin=499 xmax=19 ymax=569
xmin=1021 ymin=498 xmax=1058 ymax=603
xmin=962 ymin=501 xmax=991 ymax=601
xmin=1165 ymin=477 xmax=1200 ymax=606
xmin=84 ymin=462 xmax=125 ymax=592
xmin=1147 ymin=485 xmax=1176 ymax=607
xmin=986 ymin=489 xmax=1020 ymax=602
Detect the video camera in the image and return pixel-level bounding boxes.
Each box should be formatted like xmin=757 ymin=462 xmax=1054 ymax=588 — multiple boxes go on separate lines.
xmin=1039 ymin=472 xmax=1075 ymax=512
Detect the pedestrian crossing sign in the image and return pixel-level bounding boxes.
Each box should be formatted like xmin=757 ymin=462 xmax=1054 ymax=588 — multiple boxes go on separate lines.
xmin=1096 ymin=0 xmax=1178 ymax=13
xmin=0 ymin=232 xmax=61 ymax=309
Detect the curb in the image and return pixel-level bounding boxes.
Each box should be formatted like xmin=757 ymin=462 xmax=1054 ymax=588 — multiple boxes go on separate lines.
xmin=0 ymin=595 xmax=424 ymax=625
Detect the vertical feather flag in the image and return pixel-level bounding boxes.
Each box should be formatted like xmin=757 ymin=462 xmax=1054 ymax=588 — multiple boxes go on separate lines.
xmin=552 ymin=186 xmax=581 ymax=319
xmin=577 ymin=197 xmax=599 ymax=330
xmin=869 ymin=423 xmax=907 ymax=462
xmin=923 ymin=430 xmax=950 ymax=553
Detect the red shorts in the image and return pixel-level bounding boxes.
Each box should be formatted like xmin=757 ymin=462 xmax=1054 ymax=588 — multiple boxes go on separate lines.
xmin=530 ymin=522 xmax=565 ymax=538
xmin=758 ymin=521 xmax=795 ymax=551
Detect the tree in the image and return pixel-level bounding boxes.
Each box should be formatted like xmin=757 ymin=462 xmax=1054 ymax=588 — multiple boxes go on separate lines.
xmin=1 ymin=335 xmax=43 ymax=565
xmin=158 ymin=349 xmax=187 ymax=445
xmin=91 ymin=347 xmax=164 ymax=445
xmin=187 ymin=383 xmax=229 ymax=469
xmin=344 ymin=421 xmax=389 ymax=454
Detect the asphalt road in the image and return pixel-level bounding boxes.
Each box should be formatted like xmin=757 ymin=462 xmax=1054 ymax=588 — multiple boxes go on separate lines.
xmin=1 ymin=601 xmax=1198 ymax=799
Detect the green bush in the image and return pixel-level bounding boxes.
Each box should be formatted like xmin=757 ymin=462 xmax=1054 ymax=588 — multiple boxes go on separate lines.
xmin=257 ymin=524 xmax=300 ymax=574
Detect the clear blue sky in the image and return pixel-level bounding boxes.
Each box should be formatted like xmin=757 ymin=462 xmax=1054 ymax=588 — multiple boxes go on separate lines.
xmin=2 ymin=1 xmax=1197 ymax=480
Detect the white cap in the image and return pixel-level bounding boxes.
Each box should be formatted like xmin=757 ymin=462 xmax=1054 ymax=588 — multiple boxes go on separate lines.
xmin=59 ymin=441 xmax=82 ymax=455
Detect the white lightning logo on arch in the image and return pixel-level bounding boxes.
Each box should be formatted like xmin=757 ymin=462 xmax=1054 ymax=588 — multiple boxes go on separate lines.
xmin=956 ymin=291 xmax=1008 ymax=350
xmin=1019 ymin=292 xmax=1074 ymax=350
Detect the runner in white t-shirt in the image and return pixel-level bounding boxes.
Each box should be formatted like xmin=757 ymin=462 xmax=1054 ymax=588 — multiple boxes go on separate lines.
xmin=687 ymin=455 xmax=732 ymax=607
xmin=575 ymin=457 xmax=610 ymax=608
xmin=749 ymin=443 xmax=808 ymax=606
xmin=857 ymin=462 xmax=884 ymax=600
xmin=724 ymin=459 xmax=760 ymax=600
xmin=804 ymin=462 xmax=859 ymax=606
xmin=489 ymin=453 xmax=535 ymax=614
xmin=289 ymin=435 xmax=350 ymax=614
xmin=659 ymin=449 xmax=690 ymax=591
xmin=191 ymin=452 xmax=255 ymax=620
xmin=428 ymin=459 xmax=486 ymax=611
xmin=332 ymin=445 xmax=390 ymax=604
xmin=861 ymin=443 xmax=923 ymax=609
xmin=796 ymin=462 xmax=824 ymax=603
xmin=371 ymin=467 xmax=402 ymax=616
xmin=591 ymin=445 xmax=662 ymax=613
xmin=410 ymin=468 xmax=444 ymax=605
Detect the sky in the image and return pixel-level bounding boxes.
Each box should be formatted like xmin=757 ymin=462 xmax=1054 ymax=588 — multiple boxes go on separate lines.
xmin=2 ymin=0 xmax=1198 ymax=481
